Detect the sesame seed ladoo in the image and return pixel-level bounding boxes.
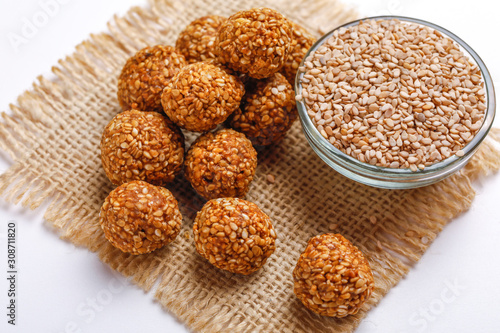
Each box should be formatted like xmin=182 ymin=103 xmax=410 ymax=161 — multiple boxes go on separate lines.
xmin=161 ymin=62 xmax=245 ymax=132
xmin=293 ymin=233 xmax=375 ymax=317
xmin=216 ymin=7 xmax=292 ymax=79
xmin=176 ymin=15 xmax=227 ymax=64
xmin=297 ymin=19 xmax=486 ymax=171
xmin=185 ymin=129 xmax=257 ymax=200
xmin=193 ymin=197 xmax=277 ymax=275
xmin=117 ymin=45 xmax=186 ymax=112
xmin=229 ymin=72 xmax=297 ymax=146
xmin=101 ymin=110 xmax=185 ymax=186
xmin=100 ymin=181 xmax=183 ymax=255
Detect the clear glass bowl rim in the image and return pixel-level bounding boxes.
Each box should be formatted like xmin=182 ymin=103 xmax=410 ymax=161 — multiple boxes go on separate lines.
xmin=295 ymin=15 xmax=496 ymax=184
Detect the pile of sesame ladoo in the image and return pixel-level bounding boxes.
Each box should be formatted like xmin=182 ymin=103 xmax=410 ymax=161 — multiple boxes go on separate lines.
xmin=98 ymin=6 xmax=374 ymax=320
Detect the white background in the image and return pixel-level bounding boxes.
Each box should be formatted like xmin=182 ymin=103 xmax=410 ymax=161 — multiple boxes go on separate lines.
xmin=0 ymin=0 xmax=499 ymax=332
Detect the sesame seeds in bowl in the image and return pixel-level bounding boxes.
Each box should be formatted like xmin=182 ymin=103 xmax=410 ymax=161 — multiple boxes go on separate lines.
xmin=295 ymin=16 xmax=495 ymax=189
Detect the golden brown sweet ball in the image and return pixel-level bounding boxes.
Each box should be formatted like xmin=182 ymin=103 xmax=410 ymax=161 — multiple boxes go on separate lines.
xmin=117 ymin=45 xmax=186 ymax=112
xmin=193 ymin=198 xmax=277 ymax=275
xmin=293 ymin=234 xmax=375 ymax=317
xmin=229 ymin=72 xmax=296 ymax=146
xmin=161 ymin=62 xmax=245 ymax=132
xmin=100 ymin=181 xmax=182 ymax=255
xmin=215 ymin=8 xmax=292 ymax=79
xmin=101 ymin=110 xmax=184 ymax=186
xmin=176 ymin=15 xmax=227 ymax=63
xmin=281 ymin=21 xmax=316 ymax=84
xmin=185 ymin=129 xmax=257 ymax=200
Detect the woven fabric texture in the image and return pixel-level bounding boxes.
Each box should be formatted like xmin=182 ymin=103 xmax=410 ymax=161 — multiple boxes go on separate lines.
xmin=1 ymin=0 xmax=499 ymax=332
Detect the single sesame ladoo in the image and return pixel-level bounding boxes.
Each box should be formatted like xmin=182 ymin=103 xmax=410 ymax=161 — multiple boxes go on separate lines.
xmin=193 ymin=198 xmax=277 ymax=275
xmin=101 ymin=110 xmax=184 ymax=186
xmin=229 ymin=72 xmax=296 ymax=146
xmin=293 ymin=233 xmax=375 ymax=317
xmin=161 ymin=62 xmax=244 ymax=132
xmin=100 ymin=181 xmax=182 ymax=255
xmin=117 ymin=45 xmax=186 ymax=112
xmin=185 ymin=129 xmax=257 ymax=200
xmin=280 ymin=21 xmax=316 ymax=84
xmin=216 ymin=8 xmax=292 ymax=79
xmin=176 ymin=15 xmax=227 ymax=63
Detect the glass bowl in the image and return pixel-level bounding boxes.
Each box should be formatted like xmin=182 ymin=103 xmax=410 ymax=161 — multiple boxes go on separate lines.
xmin=295 ymin=15 xmax=496 ymax=189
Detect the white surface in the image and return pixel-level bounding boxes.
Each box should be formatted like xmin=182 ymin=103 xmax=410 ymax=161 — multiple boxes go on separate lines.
xmin=0 ymin=0 xmax=499 ymax=332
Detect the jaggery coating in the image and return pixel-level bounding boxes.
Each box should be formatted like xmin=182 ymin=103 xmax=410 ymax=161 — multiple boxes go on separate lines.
xmin=117 ymin=45 xmax=186 ymax=112
xmin=229 ymin=72 xmax=296 ymax=145
xmin=161 ymin=62 xmax=245 ymax=132
xmin=293 ymin=234 xmax=375 ymax=317
xmin=185 ymin=129 xmax=257 ymax=200
xmin=176 ymin=15 xmax=227 ymax=63
xmin=215 ymin=8 xmax=292 ymax=79
xmin=203 ymin=58 xmax=250 ymax=84
xmin=101 ymin=110 xmax=185 ymax=186
xmin=281 ymin=21 xmax=316 ymax=84
xmin=193 ymin=198 xmax=277 ymax=275
xmin=100 ymin=181 xmax=182 ymax=255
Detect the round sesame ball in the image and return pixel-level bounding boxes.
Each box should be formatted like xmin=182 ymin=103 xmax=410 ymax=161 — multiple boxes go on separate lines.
xmin=161 ymin=62 xmax=245 ymax=132
xmin=100 ymin=181 xmax=182 ymax=255
xmin=229 ymin=72 xmax=296 ymax=146
xmin=193 ymin=198 xmax=277 ymax=275
xmin=117 ymin=45 xmax=186 ymax=112
xmin=176 ymin=15 xmax=227 ymax=64
xmin=281 ymin=21 xmax=316 ymax=84
xmin=293 ymin=233 xmax=375 ymax=317
xmin=215 ymin=8 xmax=292 ymax=79
xmin=101 ymin=110 xmax=185 ymax=186
xmin=185 ymin=129 xmax=257 ymax=200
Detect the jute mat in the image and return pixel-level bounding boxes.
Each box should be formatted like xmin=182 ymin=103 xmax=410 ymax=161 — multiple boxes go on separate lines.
xmin=1 ymin=0 xmax=499 ymax=332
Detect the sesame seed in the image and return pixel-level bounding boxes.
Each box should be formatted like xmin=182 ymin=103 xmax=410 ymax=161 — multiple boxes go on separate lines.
xmin=266 ymin=173 xmax=276 ymax=184
xmin=300 ymin=18 xmax=486 ymax=170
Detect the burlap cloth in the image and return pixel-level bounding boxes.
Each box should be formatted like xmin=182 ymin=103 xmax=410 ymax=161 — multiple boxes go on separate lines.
xmin=1 ymin=0 xmax=499 ymax=332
